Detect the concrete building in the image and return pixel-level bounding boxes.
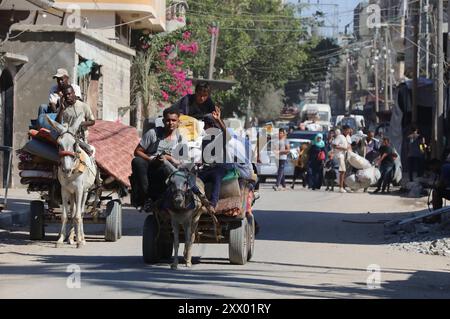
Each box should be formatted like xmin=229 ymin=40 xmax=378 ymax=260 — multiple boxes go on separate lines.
xmin=0 ymin=0 xmax=169 ymax=188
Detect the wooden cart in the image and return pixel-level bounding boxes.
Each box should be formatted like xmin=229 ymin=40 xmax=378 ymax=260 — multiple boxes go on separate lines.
xmin=28 ymin=177 xmax=125 ymax=242
xmin=142 ymin=181 xmax=256 ymax=265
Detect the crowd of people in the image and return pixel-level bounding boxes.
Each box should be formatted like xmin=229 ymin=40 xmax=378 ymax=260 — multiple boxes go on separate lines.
xmin=272 ymin=125 xmax=429 ymax=194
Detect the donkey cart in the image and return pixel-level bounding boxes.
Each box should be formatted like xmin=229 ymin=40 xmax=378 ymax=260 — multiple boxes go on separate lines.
xmin=142 ymin=180 xmax=256 ymax=265
xmin=28 ymin=179 xmax=125 ymax=243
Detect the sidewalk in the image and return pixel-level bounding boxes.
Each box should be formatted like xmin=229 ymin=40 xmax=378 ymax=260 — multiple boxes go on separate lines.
xmin=0 ymin=188 xmax=40 ymax=230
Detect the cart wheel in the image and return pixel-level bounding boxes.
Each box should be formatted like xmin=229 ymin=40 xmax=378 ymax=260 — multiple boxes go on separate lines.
xmin=143 ymin=214 xmax=159 ymax=264
xmin=247 ymin=215 xmax=255 ymax=261
xmin=228 ymin=218 xmax=248 ymax=265
xmin=30 ymin=200 xmax=45 ymax=240
xmin=118 ymin=202 xmax=123 ymax=239
xmin=105 ymin=200 xmax=120 ymax=242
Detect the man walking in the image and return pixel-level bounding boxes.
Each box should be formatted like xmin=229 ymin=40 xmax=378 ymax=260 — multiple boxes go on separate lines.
xmin=332 ymin=126 xmax=352 ymax=193
xmin=273 ymin=128 xmax=290 ymax=191
xmin=373 ymin=137 xmax=397 ymax=194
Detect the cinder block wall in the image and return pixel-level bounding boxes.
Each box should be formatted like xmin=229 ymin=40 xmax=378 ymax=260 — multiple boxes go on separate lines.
xmin=75 ymin=34 xmax=132 ymax=124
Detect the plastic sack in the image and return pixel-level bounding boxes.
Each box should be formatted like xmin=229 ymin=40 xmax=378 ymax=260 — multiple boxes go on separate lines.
xmin=347 ymin=151 xmax=372 ymax=170
xmin=345 ymin=174 xmax=371 ymax=191
xmin=393 ymin=157 xmax=403 ymax=184
xmin=356 ymin=167 xmax=381 ymax=185
xmin=179 ymin=115 xmax=202 ymax=142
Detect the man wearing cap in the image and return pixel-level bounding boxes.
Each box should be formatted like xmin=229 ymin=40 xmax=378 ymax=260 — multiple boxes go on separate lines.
xmin=38 ymin=68 xmax=82 ymax=117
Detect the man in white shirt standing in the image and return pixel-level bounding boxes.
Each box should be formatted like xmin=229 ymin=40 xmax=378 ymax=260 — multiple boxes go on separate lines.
xmin=332 ymin=125 xmax=352 ymax=193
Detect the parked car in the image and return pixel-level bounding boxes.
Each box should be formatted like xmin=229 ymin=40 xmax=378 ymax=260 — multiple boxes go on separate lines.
xmin=256 ymin=137 xmax=311 ymax=183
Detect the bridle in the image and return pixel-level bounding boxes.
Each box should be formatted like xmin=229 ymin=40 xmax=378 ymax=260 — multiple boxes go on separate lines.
xmin=57 ymin=131 xmax=83 ymax=172
xmin=167 ymin=170 xmax=197 ymax=210
xmin=57 ymin=131 xmax=79 ymax=156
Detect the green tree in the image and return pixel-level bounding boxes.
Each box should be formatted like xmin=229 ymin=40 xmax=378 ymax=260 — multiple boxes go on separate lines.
xmin=186 ymin=0 xmax=317 ymax=119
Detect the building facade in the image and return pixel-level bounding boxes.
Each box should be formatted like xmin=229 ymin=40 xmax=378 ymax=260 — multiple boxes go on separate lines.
xmin=0 ymin=0 xmax=168 ymax=187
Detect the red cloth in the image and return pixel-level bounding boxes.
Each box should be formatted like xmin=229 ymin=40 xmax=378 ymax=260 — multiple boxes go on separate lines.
xmin=89 ymin=120 xmax=140 ymax=188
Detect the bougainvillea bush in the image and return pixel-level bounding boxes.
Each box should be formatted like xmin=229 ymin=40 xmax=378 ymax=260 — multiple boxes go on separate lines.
xmin=136 ymin=28 xmax=198 ymax=107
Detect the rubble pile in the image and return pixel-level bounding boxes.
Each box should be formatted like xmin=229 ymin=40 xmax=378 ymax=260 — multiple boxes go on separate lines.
xmin=387 ymin=223 xmax=450 ymax=257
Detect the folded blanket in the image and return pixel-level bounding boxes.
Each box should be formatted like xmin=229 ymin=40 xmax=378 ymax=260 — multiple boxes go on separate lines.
xmin=20 ymin=170 xmax=56 ymax=179
xmin=19 ymin=162 xmax=54 ymax=171
xmin=23 ymin=139 xmax=59 ymax=163
xmin=29 ymin=128 xmax=57 ymax=145
xmin=21 ymin=177 xmax=55 ymax=185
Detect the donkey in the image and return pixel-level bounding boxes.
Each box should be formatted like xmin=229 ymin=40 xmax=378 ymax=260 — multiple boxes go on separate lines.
xmin=165 ymin=168 xmax=208 ymax=269
xmin=47 ymin=116 xmax=97 ymax=248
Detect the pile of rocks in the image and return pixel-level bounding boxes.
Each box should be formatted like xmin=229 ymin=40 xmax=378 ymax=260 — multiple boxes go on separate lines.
xmin=387 ymin=223 xmax=450 ymax=257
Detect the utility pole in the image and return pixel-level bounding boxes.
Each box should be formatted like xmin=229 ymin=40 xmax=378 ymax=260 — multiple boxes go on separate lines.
xmin=373 ymin=29 xmax=380 ymax=123
xmin=384 ymin=26 xmax=390 ymax=112
xmin=412 ymin=0 xmax=419 ymax=126
xmin=434 ymin=0 xmax=444 ymax=159
xmin=345 ymin=49 xmax=350 ymax=113
xmin=208 ymin=22 xmax=219 ymax=80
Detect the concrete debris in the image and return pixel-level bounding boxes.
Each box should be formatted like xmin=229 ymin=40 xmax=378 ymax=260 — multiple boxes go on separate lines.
xmin=388 ymin=222 xmax=450 ymax=257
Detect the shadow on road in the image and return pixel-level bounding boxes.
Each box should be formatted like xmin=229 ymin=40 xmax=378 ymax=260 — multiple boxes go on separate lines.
xmin=0 ymin=252 xmax=449 ymax=298
xmin=254 ymin=209 xmax=425 ymax=245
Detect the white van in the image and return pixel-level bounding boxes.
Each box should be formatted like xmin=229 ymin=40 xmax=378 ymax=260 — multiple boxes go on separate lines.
xmin=300 ymin=103 xmax=332 ymax=130
xmin=335 ymin=115 xmax=365 ymax=131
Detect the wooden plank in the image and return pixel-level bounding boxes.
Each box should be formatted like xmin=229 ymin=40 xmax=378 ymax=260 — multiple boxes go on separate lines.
xmin=385 ymin=206 xmax=450 ymax=227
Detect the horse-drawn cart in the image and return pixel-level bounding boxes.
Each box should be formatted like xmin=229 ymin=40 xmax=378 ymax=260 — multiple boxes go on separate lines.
xmin=142 ymin=179 xmax=256 ymax=265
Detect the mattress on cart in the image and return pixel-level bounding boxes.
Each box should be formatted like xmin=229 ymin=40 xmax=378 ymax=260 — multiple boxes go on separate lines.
xmin=89 ymin=120 xmax=140 ymax=188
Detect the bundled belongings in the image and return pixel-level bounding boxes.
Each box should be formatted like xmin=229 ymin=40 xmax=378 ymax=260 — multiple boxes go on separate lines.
xmin=19 ymin=120 xmax=140 ymax=192
xmin=89 ymin=120 xmax=140 ymax=188
xmin=347 ymin=151 xmax=372 ymax=170
xmin=179 ymin=115 xmax=203 ymax=142
xmin=356 ymin=167 xmax=381 ymax=186
xmin=16 ymin=147 xmax=56 ymax=190
xmin=23 ymin=138 xmax=59 ymax=163
xmin=345 ymin=174 xmax=371 ymax=191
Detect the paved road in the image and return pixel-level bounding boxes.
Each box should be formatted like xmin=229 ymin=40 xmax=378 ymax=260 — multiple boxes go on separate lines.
xmin=1 ymin=185 xmax=450 ymax=299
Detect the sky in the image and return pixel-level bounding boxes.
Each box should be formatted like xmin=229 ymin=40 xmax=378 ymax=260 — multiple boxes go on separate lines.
xmin=289 ymin=0 xmax=363 ymax=37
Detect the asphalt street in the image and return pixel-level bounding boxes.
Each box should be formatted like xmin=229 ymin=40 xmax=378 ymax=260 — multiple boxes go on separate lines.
xmin=1 ymin=185 xmax=450 ymax=299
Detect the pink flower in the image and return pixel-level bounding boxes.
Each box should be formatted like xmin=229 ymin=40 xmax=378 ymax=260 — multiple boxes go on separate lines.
xmin=161 ymin=90 xmax=169 ymax=101
xmin=182 ymin=31 xmax=191 ymax=40
xmin=176 ymin=16 xmax=185 ymax=22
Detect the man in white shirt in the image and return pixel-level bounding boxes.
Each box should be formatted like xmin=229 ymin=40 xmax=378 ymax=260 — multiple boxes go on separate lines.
xmin=332 ymin=125 xmax=352 ymax=193
xmin=38 ymin=68 xmax=82 ymax=117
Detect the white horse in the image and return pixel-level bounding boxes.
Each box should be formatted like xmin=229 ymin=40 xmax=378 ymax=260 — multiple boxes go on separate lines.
xmin=165 ymin=169 xmax=208 ymax=269
xmin=47 ymin=116 xmax=97 ymax=248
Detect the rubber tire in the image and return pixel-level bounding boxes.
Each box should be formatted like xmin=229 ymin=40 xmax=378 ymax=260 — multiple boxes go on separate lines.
xmin=143 ymin=214 xmax=159 ymax=264
xmin=229 ymin=218 xmax=248 ymax=265
xmin=247 ymin=215 xmax=255 ymax=261
xmin=30 ymin=200 xmax=45 ymax=240
xmin=118 ymin=202 xmax=123 ymax=239
xmin=105 ymin=200 xmax=120 ymax=242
